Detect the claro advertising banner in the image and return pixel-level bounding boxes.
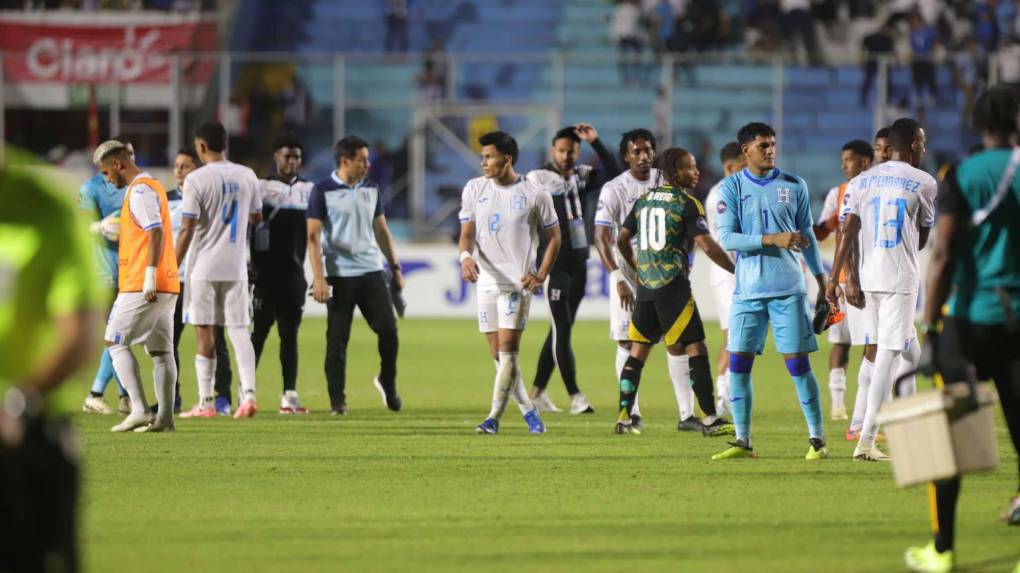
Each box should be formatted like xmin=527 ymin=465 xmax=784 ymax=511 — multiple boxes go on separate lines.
xmin=0 ymin=12 xmax=217 ymax=84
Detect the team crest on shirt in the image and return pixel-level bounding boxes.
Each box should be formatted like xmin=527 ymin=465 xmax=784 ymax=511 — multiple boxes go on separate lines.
xmin=359 ymin=189 xmax=372 ymax=203
xmin=777 ymin=188 xmax=792 ymax=203
xmin=512 ymin=194 xmax=526 ymax=210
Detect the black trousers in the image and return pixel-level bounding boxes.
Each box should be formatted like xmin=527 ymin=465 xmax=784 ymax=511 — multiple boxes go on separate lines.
xmin=931 ymin=317 xmax=1020 ymax=551
xmin=251 ymin=278 xmax=305 ymax=393
xmin=533 ymin=258 xmax=587 ymax=395
xmin=325 ymin=272 xmax=398 ymax=409
xmin=173 ymin=282 xmax=233 ymax=402
xmin=0 ymin=418 xmax=79 ymax=573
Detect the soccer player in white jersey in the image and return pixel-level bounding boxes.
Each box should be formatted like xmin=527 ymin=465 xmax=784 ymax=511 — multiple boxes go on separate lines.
xmin=595 ymin=129 xmax=699 ymax=430
xmin=702 ymin=142 xmax=745 ymax=416
xmin=175 ymin=121 xmax=264 ymax=419
xmin=813 ymin=140 xmax=874 ymax=422
xmin=828 ymin=117 xmax=937 ymax=461
xmin=459 ymin=131 xmax=561 ymax=434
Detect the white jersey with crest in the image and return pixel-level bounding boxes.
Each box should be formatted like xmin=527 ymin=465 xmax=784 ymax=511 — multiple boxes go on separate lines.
xmin=459 ymin=175 xmax=558 ymax=292
xmin=181 ymin=160 xmax=262 ymax=282
xmin=839 ymin=160 xmax=937 ymax=294
xmin=594 ymin=168 xmax=662 ymax=281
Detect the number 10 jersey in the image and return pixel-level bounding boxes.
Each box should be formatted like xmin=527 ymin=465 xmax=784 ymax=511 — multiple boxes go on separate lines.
xmin=840 ymin=160 xmax=937 ymax=294
xmin=622 ymin=186 xmax=708 ymax=301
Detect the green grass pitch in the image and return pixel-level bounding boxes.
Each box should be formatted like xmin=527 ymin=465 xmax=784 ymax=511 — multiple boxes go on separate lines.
xmin=74 ymin=318 xmax=1018 ymax=572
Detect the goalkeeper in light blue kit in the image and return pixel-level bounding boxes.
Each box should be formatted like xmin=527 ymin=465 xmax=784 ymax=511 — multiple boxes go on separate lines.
xmin=79 ymin=142 xmax=132 ymax=415
xmin=712 ymin=123 xmax=830 ymax=461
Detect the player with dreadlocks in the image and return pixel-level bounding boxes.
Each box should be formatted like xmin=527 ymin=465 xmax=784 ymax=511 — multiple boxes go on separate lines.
xmin=613 ymin=147 xmax=736 ymax=435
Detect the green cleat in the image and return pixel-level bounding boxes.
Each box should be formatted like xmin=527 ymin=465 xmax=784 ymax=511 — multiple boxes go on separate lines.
xmin=904 ymin=542 xmax=953 ymax=573
xmin=711 ymin=439 xmax=756 ymax=460
xmin=806 ymin=437 xmax=829 ymax=460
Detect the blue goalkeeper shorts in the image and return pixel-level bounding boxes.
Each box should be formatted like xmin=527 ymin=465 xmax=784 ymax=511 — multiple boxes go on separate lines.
xmin=727 ymin=293 xmax=818 ymax=355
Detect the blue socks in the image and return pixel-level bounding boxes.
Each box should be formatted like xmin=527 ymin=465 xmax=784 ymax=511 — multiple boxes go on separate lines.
xmin=728 ymin=354 xmax=755 ymax=442
xmin=90 ymin=348 xmax=125 ymax=396
xmin=786 ymin=356 xmax=824 ymax=439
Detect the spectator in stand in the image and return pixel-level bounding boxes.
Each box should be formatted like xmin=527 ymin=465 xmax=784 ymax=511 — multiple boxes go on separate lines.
xmin=385 ymin=0 xmax=410 ymax=52
xmin=859 ymin=19 xmax=895 ymax=107
xmin=672 ymin=0 xmax=728 ymax=53
xmin=999 ymin=34 xmax=1020 ymax=86
xmin=610 ymin=0 xmax=646 ymax=87
xmin=909 ymin=9 xmax=939 ymax=112
xmin=953 ymin=35 xmax=983 ymax=128
xmin=974 ymin=2 xmax=1000 ymax=51
xmin=780 ymin=0 xmax=820 ymax=65
xmin=647 ymin=0 xmax=676 ymax=55
xmin=745 ymin=0 xmax=784 ymax=54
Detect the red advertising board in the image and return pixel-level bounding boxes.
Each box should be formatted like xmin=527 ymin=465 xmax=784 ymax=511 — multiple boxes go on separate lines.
xmin=0 ymin=13 xmax=217 ymax=84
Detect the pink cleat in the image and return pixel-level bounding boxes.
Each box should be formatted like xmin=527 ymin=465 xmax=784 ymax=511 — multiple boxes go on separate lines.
xmin=180 ymin=404 xmax=216 ymax=419
xmin=233 ymin=400 xmax=257 ymax=419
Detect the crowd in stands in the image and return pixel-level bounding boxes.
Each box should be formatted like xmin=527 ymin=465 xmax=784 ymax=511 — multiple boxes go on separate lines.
xmin=2 ymin=0 xmax=214 ymax=10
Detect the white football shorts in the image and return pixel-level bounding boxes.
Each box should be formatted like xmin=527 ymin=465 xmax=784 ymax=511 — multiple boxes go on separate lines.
xmin=608 ymin=275 xmax=636 ymax=341
xmin=862 ymin=290 xmax=919 ymax=351
xmin=477 ymin=288 xmax=531 ymax=333
xmin=104 ymin=292 xmax=177 ymax=353
xmin=184 ymin=279 xmax=251 ymax=327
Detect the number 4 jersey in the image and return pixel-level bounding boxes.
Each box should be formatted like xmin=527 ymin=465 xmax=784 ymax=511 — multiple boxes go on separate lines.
xmin=181 ymin=160 xmax=262 ymax=282
xmin=622 ymin=186 xmax=708 ymax=301
xmin=840 ymin=160 xmax=936 ymax=294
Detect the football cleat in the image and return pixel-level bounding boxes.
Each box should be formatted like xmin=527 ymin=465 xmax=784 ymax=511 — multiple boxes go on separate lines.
xmin=569 ymin=392 xmax=594 ymax=415
xmin=677 ymin=416 xmax=704 ymax=432
xmin=82 ymin=395 xmax=115 ymax=415
xmin=531 ymin=390 xmax=562 ymax=413
xmin=853 ymin=445 xmax=891 ymax=462
xmin=812 ymin=303 xmax=833 ymax=334
xmin=806 ymin=437 xmax=829 ymax=460
xmin=712 ymin=439 xmax=757 ymax=460
xmin=1003 ymin=495 xmax=1020 ymax=526
xmin=233 ymin=399 xmax=257 ymax=419
xmin=830 ymin=405 xmax=848 ymax=421
xmin=904 ymin=541 xmax=954 ymax=573
xmin=135 ymin=415 xmax=175 ymax=433
xmin=523 ymin=409 xmax=546 ymax=434
xmin=630 ymin=414 xmax=643 ymax=432
xmin=110 ymin=412 xmax=154 ymax=433
xmin=701 ymin=417 xmax=735 ymax=437
xmin=373 ymin=376 xmax=402 ymax=412
xmin=475 ymin=418 xmax=499 ymax=434
xmin=845 ymin=427 xmax=861 ymax=441
xmin=117 ymin=396 xmax=131 ymax=415
xmin=215 ymin=396 xmax=232 ymax=416
xmin=180 ymin=404 xmax=216 ymax=419
xmin=279 ymin=391 xmax=309 ymax=415
xmin=330 ymin=403 xmax=349 ymax=416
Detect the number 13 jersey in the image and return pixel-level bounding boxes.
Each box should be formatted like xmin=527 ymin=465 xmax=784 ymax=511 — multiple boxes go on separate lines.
xmin=181 ymin=160 xmax=262 ymax=282
xmin=622 ymin=186 xmax=708 ymax=301
xmin=840 ymin=160 xmax=936 ymax=294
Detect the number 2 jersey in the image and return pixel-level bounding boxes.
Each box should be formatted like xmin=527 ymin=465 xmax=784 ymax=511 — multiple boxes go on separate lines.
xmin=458 ymin=175 xmax=558 ymax=292
xmin=622 ymin=185 xmax=708 ymax=301
xmin=181 ymin=160 xmax=262 ymax=282
xmin=840 ymin=160 xmax=936 ymax=294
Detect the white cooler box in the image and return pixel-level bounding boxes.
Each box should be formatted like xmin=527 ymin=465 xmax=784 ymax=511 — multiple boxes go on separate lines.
xmin=876 ymin=380 xmax=1000 ymax=488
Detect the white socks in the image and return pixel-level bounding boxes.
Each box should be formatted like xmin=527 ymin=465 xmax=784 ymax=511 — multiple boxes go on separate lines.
xmin=488 ymin=352 xmax=519 ymax=420
xmin=849 ymin=358 xmax=873 ymax=431
xmin=109 ymin=345 xmax=147 ymax=415
xmin=716 ymin=372 xmax=731 ymax=415
xmin=893 ymin=338 xmax=921 ymax=397
xmin=667 ymin=353 xmax=695 ymax=420
xmin=860 ymin=348 xmax=901 ymax=450
xmin=494 ymin=358 xmax=534 ymax=415
xmin=828 ymin=367 xmax=847 ymax=408
xmin=617 ymin=345 xmax=640 ymax=416
xmin=151 ymin=354 xmax=177 ymax=420
xmin=227 ymin=325 xmax=257 ymax=402
xmin=195 ymin=354 xmax=216 ymax=407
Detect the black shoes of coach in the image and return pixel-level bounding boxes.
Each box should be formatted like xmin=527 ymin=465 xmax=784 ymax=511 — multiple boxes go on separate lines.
xmin=373 ymin=376 xmax=402 ymax=412
xmin=330 ymin=403 xmax=349 ymax=416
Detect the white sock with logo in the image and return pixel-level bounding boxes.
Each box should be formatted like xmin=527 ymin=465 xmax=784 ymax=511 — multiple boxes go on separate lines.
xmin=667 ymin=353 xmax=695 ymax=420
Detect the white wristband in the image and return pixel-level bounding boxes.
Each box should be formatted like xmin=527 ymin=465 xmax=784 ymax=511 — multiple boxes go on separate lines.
xmin=610 ymin=269 xmax=625 ymax=285
xmin=144 ymin=266 xmax=157 ymax=293
xmin=459 ymin=251 xmax=473 ymax=262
